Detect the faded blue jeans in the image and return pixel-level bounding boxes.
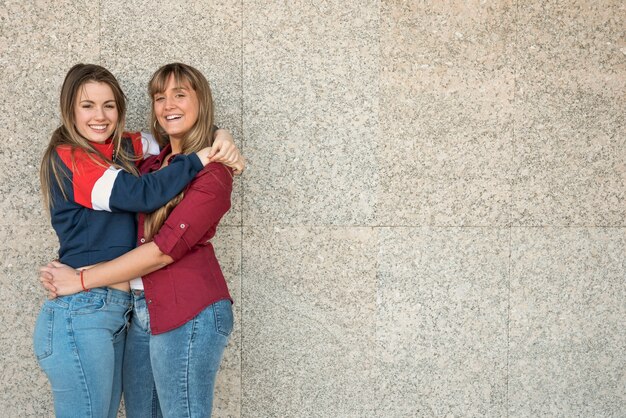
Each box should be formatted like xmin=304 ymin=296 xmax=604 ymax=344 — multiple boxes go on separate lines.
xmin=123 ymin=292 xmax=233 ymax=418
xmin=33 ymin=287 xmax=132 ymax=418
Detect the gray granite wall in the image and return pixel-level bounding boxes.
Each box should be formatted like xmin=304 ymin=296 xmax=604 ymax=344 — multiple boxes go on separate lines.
xmin=1 ymin=1 xmax=624 ymax=417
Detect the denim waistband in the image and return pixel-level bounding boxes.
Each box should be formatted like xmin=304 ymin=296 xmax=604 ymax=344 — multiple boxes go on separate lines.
xmin=52 ymin=287 xmax=132 ymax=308
xmin=130 ymin=289 xmax=146 ymax=304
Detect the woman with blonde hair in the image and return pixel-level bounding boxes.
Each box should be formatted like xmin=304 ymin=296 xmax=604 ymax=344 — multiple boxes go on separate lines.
xmin=42 ymin=63 xmax=237 ymax=417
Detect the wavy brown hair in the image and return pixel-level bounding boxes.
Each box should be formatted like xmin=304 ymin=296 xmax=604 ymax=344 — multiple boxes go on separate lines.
xmin=40 ymin=64 xmax=139 ymax=209
xmin=143 ymin=63 xmax=216 ymax=240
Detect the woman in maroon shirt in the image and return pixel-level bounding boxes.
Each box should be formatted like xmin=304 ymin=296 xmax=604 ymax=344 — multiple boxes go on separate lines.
xmin=41 ymin=63 xmax=236 ymax=417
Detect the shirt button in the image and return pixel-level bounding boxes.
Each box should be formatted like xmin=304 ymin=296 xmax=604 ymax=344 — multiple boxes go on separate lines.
xmin=140 ymin=238 xmax=146 ymax=243
xmin=147 ymin=299 xmax=152 ymax=304
xmin=180 ymin=223 xmax=186 ymax=229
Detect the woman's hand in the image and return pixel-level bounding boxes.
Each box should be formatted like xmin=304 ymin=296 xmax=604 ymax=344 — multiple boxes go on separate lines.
xmin=210 ymin=129 xmax=246 ymax=174
xmin=40 ymin=261 xmax=83 ymax=297
xmin=39 ymin=262 xmax=59 ymax=299
xmin=195 ymin=147 xmax=214 ymax=166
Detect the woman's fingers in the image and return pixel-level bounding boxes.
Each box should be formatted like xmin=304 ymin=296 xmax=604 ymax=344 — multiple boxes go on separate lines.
xmin=40 ymin=277 xmax=57 ymax=292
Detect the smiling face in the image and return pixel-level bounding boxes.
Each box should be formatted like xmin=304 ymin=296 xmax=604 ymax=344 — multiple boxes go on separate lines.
xmin=153 ymin=74 xmax=199 ymax=143
xmin=73 ymin=81 xmax=118 ymax=143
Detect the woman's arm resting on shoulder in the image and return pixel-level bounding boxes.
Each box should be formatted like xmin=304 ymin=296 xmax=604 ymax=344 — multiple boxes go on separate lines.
xmin=209 ymin=129 xmax=245 ymax=174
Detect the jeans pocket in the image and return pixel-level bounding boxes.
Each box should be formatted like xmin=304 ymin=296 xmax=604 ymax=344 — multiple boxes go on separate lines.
xmin=33 ymin=306 xmax=54 ymax=361
xmin=213 ymin=300 xmax=234 ymax=337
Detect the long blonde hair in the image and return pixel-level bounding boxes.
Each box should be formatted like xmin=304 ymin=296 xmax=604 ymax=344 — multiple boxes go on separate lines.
xmin=40 ymin=64 xmax=139 ymax=209
xmin=143 ymin=63 xmax=216 ymax=240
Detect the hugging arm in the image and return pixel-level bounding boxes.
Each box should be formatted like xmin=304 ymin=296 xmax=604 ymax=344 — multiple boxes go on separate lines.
xmin=56 ymin=128 xmax=241 ymax=214
xmin=41 ymin=163 xmax=233 ymax=296
xmin=210 ymin=129 xmax=245 ymax=174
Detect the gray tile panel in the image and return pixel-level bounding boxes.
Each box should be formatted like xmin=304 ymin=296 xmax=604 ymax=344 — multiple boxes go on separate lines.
xmin=509 ymin=227 xmax=626 ymax=417
xmin=377 ymin=227 xmax=509 ymax=416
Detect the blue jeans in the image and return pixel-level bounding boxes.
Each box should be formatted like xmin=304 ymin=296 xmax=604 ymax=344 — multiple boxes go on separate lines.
xmin=33 ymin=287 xmax=132 ymax=418
xmin=123 ymin=293 xmax=233 ymax=418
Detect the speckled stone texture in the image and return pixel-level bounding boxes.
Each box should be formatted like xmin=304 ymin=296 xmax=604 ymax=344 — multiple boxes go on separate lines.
xmin=377 ymin=228 xmax=509 ymax=416
xmin=509 ymin=228 xmax=626 ymax=417
xmin=379 ymin=1 xmax=515 ymax=226
xmin=242 ymin=227 xmax=377 ymax=417
xmin=243 ymin=0 xmax=379 ymax=226
xmin=2 ymin=1 xmax=625 ymax=417
xmin=0 ymin=0 xmax=100 ymax=226
xmin=513 ymin=1 xmax=626 ymax=226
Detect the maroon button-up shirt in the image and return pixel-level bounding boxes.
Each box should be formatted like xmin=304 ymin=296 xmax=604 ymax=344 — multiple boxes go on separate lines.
xmin=138 ymin=144 xmax=233 ymax=334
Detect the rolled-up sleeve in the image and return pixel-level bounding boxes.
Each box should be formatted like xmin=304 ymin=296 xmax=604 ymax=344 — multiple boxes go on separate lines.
xmin=152 ymin=163 xmax=233 ymax=261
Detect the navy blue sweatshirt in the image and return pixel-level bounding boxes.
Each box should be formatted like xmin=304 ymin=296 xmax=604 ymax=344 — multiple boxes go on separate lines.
xmin=48 ymin=132 xmax=202 ymax=268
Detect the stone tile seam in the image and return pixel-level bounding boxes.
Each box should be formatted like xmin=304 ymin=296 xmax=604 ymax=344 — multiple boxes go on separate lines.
xmin=7 ymin=223 xmax=626 ymax=227
xmin=232 ymin=225 xmax=626 ymax=229
xmin=373 ymin=224 xmax=382 ymax=416
xmin=374 ymin=0 xmax=382 ymax=226
xmin=6 ymin=224 xmax=625 ymax=230
xmin=509 ymin=0 xmax=519 ymax=290
xmin=239 ymin=0 xmax=245 ymax=411
xmin=506 ymin=224 xmax=513 ymax=418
